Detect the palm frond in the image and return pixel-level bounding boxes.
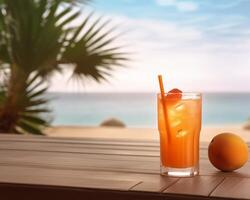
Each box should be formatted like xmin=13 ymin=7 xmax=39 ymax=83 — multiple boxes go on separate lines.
xmin=62 ymin=14 xmax=129 ymax=82
xmin=16 ymin=76 xmax=51 ymax=134
xmin=15 ymin=120 xmax=44 ymax=135
xmin=2 ymin=0 xmax=78 ymax=77
xmin=0 ymin=74 xmax=51 ymax=135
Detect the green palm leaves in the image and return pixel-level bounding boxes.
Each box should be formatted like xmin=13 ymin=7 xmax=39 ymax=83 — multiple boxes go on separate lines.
xmin=62 ymin=13 xmax=127 ymax=82
xmin=0 ymin=0 xmax=128 ymax=134
xmin=14 ymin=75 xmax=50 ymax=135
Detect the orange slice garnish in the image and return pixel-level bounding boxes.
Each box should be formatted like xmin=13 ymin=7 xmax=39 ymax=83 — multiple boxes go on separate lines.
xmin=166 ymin=88 xmax=182 ymax=100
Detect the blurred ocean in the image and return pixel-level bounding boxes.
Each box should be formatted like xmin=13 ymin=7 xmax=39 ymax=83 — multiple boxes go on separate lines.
xmin=47 ymin=93 xmax=250 ymax=127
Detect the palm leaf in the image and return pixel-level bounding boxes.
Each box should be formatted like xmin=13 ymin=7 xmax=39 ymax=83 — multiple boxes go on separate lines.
xmin=0 ymin=74 xmax=50 ymax=135
xmin=68 ymin=12 xmax=94 ymax=43
xmin=19 ymin=115 xmax=48 ymax=126
xmin=16 ymin=120 xmax=44 ymax=135
xmin=62 ymin=15 xmax=128 ymax=82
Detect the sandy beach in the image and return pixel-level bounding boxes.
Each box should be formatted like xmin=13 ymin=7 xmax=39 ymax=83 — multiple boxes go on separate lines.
xmin=45 ymin=124 xmax=250 ymax=142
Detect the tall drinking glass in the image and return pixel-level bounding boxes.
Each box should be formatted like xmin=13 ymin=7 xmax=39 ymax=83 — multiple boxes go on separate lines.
xmin=158 ymin=92 xmax=202 ymax=177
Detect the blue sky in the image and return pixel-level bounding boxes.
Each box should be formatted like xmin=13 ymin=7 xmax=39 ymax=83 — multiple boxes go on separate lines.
xmin=51 ymin=0 xmax=250 ymax=92
xmin=93 ymin=0 xmax=250 ymax=42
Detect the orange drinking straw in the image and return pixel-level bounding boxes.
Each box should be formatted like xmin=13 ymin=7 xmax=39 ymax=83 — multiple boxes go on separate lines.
xmin=158 ymin=75 xmax=171 ymax=140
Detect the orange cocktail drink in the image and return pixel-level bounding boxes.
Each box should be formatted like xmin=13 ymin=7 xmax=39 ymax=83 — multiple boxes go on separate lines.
xmin=158 ymin=92 xmax=202 ymax=177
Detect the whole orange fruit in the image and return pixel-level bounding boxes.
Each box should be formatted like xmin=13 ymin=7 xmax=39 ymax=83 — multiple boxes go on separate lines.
xmin=208 ymin=133 xmax=248 ymax=172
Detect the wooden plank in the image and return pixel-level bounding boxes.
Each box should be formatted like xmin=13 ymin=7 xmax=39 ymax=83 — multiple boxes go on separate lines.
xmin=0 ymin=140 xmax=160 ymax=150
xmin=0 ymin=147 xmax=249 ymax=177
xmin=0 ymin=141 xmax=213 ymax=158
xmin=0 ymin=134 xmax=212 ymax=148
xmin=0 ymin=149 xmax=227 ymax=174
xmin=0 ymin=184 xmax=213 ymax=200
xmin=211 ymin=177 xmax=250 ymax=199
xmin=0 ymin=165 xmax=213 ymax=199
xmin=0 ymin=150 xmax=160 ymax=164
xmin=0 ymin=164 xmax=167 ymax=183
xmin=164 ymin=176 xmax=225 ymax=197
xmin=0 ymin=165 xmax=226 ymax=200
xmin=0 ymin=135 xmax=236 ymax=170
xmin=0 ymin=149 xmax=160 ymax=173
xmin=0 ymin=134 xmax=160 ymax=146
xmin=0 ymin=142 xmax=156 ymax=159
xmin=0 ymin=149 xmax=249 ymax=177
xmin=130 ymin=177 xmax=179 ymax=192
xmin=0 ymin=135 xmax=247 ymax=158
xmin=0 ymin=136 xmax=249 ymax=177
xmin=0 ymin=139 xmax=211 ymax=164
xmin=0 ymin=165 xmax=139 ymax=191
xmin=0 ymin=142 xmax=247 ymax=166
xmin=0 ymin=136 xmax=230 ymax=157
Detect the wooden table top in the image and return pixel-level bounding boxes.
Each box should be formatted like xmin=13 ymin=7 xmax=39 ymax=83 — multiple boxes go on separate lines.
xmin=0 ymin=134 xmax=249 ymax=200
